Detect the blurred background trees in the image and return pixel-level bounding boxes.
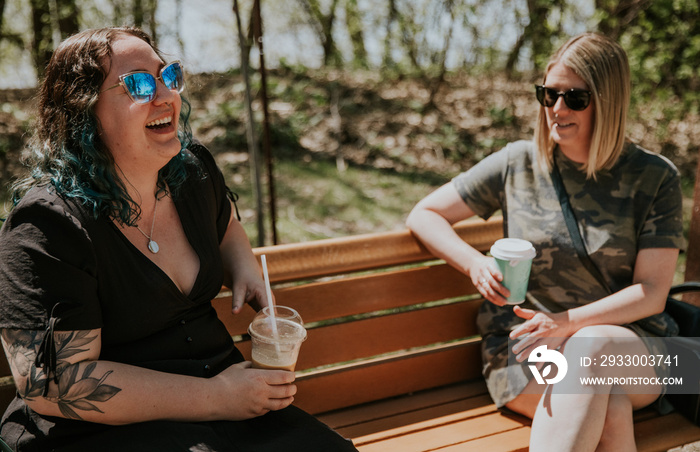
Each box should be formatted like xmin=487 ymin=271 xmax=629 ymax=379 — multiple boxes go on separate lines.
xmin=0 ymin=0 xmax=696 ymax=110
xmin=0 ymin=0 xmax=698 ymax=247
xmin=0 ymin=0 xmax=697 ymax=115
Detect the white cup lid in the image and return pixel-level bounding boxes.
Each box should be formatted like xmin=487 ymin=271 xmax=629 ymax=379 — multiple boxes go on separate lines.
xmin=490 ymin=238 xmax=536 ymax=260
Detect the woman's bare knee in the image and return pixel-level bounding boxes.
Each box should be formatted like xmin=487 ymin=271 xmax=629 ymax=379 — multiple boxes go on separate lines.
xmin=596 ymin=394 xmax=636 ymax=452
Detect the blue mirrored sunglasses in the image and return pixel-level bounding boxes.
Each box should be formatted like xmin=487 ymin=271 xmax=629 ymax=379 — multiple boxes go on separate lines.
xmin=102 ymin=61 xmax=185 ymax=104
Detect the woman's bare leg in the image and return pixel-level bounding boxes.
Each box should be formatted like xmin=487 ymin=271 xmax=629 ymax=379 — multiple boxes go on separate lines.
xmin=505 ymin=325 xmax=660 ymax=452
xmin=504 ymin=380 xmax=544 ymax=419
xmin=595 ymin=393 xmax=636 ymax=452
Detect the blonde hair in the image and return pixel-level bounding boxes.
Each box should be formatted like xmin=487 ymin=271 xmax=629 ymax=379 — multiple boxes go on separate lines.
xmin=534 ymin=33 xmax=630 ymax=178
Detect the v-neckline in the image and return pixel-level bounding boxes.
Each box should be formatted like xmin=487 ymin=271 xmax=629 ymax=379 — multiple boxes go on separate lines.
xmin=112 ymin=197 xmax=203 ymax=299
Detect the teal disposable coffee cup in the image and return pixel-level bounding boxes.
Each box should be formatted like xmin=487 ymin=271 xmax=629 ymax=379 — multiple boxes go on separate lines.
xmin=490 ymin=238 xmax=536 ymax=305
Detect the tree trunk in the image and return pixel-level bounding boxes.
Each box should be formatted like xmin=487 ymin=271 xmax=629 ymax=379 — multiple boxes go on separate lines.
xmin=504 ymin=26 xmax=528 ymax=77
xmin=0 ymin=0 xmax=6 ymax=42
xmin=233 ymin=0 xmax=266 ymax=246
xmin=111 ymin=0 xmax=124 ymax=24
xmin=30 ymin=0 xmax=78 ymax=77
xmin=148 ymin=0 xmax=158 ymax=44
xmin=595 ymin=0 xmax=651 ymax=39
xmin=397 ymin=6 xmax=420 ymax=70
xmin=504 ymin=0 xmax=557 ymax=77
xmin=175 ymin=0 xmax=184 ymax=56
xmin=344 ymin=0 xmax=367 ymax=69
xmin=132 ymin=0 xmax=158 ymax=42
xmin=57 ymin=0 xmax=79 ymax=39
xmin=427 ymin=0 xmax=455 ymax=107
xmin=133 ymin=0 xmax=144 ymax=28
xmin=251 ymin=0 xmax=278 ymax=244
xmin=383 ymin=0 xmax=397 ymax=68
xmin=297 ymin=0 xmax=341 ymax=67
xmin=30 ymin=0 xmax=52 ymax=77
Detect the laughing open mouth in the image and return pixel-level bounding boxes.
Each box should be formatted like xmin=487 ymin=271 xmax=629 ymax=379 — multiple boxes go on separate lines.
xmin=146 ymin=116 xmax=173 ymax=129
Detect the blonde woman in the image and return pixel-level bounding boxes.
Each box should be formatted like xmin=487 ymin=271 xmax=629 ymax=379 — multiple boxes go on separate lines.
xmin=407 ymin=33 xmax=684 ymax=451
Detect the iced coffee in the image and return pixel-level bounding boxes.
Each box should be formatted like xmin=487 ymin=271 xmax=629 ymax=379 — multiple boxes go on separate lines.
xmin=248 ymin=306 xmax=307 ymax=371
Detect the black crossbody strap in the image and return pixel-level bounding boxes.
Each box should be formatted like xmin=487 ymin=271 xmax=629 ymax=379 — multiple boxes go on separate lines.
xmin=550 ymin=158 xmax=612 ymax=294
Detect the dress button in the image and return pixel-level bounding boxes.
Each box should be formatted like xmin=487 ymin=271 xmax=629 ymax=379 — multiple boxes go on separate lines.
xmin=180 ymin=319 xmax=186 ymax=325
xmin=204 ymin=364 xmax=211 ymax=371
xmin=186 ymin=337 xmax=193 ymax=342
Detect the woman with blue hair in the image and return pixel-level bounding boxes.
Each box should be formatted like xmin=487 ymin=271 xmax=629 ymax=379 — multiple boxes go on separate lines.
xmin=0 ymin=27 xmax=357 ymax=452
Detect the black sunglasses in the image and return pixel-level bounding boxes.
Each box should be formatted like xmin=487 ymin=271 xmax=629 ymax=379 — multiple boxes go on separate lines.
xmin=535 ymin=85 xmax=592 ymax=111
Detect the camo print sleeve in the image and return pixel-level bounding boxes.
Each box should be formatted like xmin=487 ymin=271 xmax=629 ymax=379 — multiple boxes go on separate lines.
xmin=451 ymin=140 xmax=685 ymax=407
xmin=451 ymin=148 xmax=508 ymax=221
xmin=637 ymin=156 xmax=685 ymax=250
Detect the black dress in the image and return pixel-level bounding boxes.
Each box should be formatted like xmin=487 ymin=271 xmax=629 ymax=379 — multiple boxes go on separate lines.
xmin=0 ymin=144 xmax=357 ymax=452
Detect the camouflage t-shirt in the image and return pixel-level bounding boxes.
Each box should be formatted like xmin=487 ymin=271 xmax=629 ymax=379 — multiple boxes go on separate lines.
xmin=452 ymin=140 xmax=685 ymax=406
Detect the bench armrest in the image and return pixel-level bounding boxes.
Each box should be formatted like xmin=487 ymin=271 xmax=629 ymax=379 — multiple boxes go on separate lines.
xmin=669 ymin=282 xmax=700 ymax=296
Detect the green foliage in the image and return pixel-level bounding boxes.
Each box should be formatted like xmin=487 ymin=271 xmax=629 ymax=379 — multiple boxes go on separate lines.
xmin=620 ymin=0 xmax=700 ymax=117
xmin=488 ymin=106 xmax=516 ymax=128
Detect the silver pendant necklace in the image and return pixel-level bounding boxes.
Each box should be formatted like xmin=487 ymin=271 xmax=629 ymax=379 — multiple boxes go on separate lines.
xmin=135 ymin=195 xmax=160 ymax=254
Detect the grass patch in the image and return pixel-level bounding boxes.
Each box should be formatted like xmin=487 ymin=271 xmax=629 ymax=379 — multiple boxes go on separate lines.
xmin=222 ymin=156 xmax=444 ymax=245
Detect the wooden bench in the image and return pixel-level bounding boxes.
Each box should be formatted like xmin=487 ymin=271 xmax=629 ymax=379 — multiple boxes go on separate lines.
xmin=2 ymin=216 xmax=700 ymax=450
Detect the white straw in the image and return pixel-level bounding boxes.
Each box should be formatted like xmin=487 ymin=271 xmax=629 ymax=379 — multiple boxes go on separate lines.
xmin=261 ymin=255 xmax=279 ymax=339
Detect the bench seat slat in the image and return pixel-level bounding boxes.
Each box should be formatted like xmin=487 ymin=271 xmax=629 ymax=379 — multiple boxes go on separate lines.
xmin=319 ymin=380 xmax=490 ymax=430
xmin=293 ymin=342 xmax=482 ymax=414
xmin=341 ymin=393 xmax=497 ymax=441
xmin=355 ymin=410 xmax=530 ymax=452
xmin=432 ymin=427 xmax=530 ymax=452
xmin=635 ymin=413 xmax=700 ymax=452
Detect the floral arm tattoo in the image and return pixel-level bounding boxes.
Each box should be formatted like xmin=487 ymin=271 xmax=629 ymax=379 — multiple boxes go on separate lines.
xmin=1 ymin=329 xmax=121 ymax=420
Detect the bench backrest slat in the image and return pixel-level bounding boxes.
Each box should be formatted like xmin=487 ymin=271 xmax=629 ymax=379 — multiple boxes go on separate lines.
xmin=253 ymin=218 xmax=503 ymax=283
xmin=235 ymin=299 xmax=482 ymax=371
xmin=212 ymin=261 xmax=481 ymax=336
xmin=293 ymin=341 xmax=483 ymax=414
